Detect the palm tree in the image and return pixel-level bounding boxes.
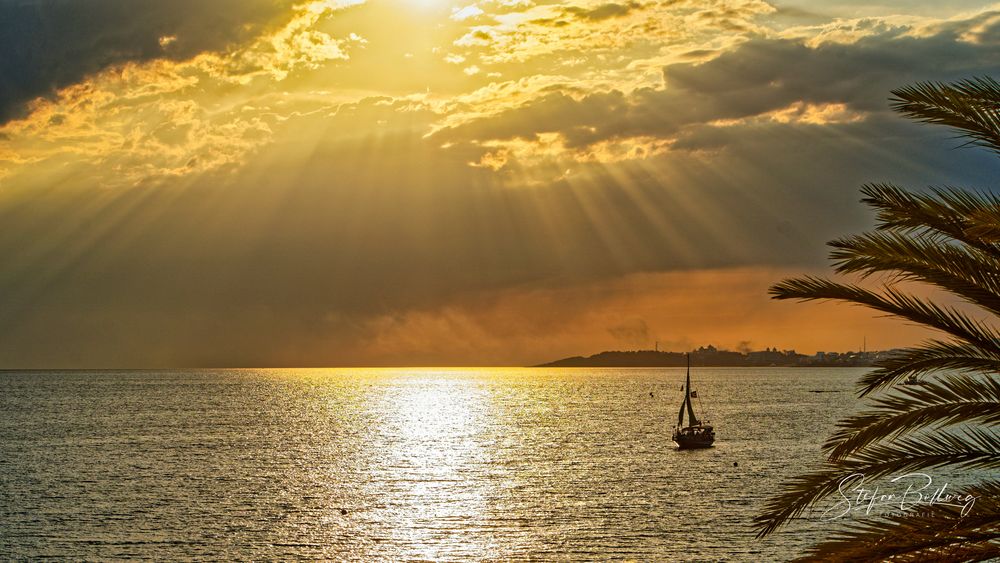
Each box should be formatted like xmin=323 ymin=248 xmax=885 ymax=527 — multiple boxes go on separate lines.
xmin=756 ymin=77 xmax=1000 ymax=560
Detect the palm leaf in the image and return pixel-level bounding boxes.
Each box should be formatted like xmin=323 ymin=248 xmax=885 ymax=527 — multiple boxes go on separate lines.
xmin=793 ymin=481 xmax=1000 ymax=562
xmin=859 ymin=183 xmax=1000 ymax=258
xmin=891 ymin=77 xmax=1000 ymax=154
xmin=966 ymin=206 xmax=1000 ymax=242
xmin=769 ymin=277 xmax=1000 ymax=356
xmin=755 ymin=428 xmax=1000 ymax=537
xmin=763 ymin=77 xmax=1000 ymax=560
xmin=858 ymin=340 xmax=1000 ymax=394
xmin=824 ymin=375 xmax=1000 ymax=461
xmin=829 ymin=230 xmax=1000 ymax=316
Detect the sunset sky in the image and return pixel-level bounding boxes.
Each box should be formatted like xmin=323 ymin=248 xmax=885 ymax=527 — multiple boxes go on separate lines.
xmin=1 ymin=0 xmax=999 ymax=367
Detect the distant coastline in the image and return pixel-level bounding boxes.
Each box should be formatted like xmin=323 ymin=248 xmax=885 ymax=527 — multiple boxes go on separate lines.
xmin=536 ymin=345 xmax=900 ymax=368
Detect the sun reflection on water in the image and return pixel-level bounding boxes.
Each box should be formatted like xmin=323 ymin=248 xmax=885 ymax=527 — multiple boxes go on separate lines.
xmin=370 ymin=372 xmax=499 ymax=560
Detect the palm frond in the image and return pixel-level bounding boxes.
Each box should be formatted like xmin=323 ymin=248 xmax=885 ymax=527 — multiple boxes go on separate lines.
xmin=829 ymin=230 xmax=1000 ymax=316
xmin=769 ymin=277 xmax=1000 ymax=357
xmin=890 ymin=77 xmax=1000 ymax=154
xmin=967 ymin=205 xmax=1000 ymax=242
xmin=858 ymin=340 xmax=1000 ymax=394
xmin=793 ymin=481 xmax=1000 ymax=562
xmin=764 ymin=78 xmax=1000 ymax=558
xmin=824 ymin=375 xmax=1000 ymax=461
xmin=859 ymin=183 xmax=1000 ymax=258
xmin=755 ymin=428 xmax=1000 ymax=537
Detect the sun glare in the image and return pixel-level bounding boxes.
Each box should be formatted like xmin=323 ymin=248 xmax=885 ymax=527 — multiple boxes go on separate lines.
xmin=397 ymin=0 xmax=450 ymax=15
xmin=375 ymin=374 xmax=496 ymax=559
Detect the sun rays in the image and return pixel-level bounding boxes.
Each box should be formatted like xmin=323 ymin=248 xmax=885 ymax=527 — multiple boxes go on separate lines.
xmin=0 ymin=1 xmax=998 ymax=366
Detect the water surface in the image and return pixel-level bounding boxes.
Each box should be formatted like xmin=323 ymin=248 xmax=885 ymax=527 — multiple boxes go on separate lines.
xmin=0 ymin=367 xmax=864 ymax=560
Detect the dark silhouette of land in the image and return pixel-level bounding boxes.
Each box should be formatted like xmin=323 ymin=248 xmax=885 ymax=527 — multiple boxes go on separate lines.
xmin=537 ymin=345 xmax=898 ymax=367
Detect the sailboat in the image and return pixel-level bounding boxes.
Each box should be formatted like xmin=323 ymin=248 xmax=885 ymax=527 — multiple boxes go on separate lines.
xmin=672 ymin=353 xmax=715 ymax=449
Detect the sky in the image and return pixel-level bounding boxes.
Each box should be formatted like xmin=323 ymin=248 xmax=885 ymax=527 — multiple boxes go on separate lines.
xmin=1 ymin=0 xmax=999 ymax=367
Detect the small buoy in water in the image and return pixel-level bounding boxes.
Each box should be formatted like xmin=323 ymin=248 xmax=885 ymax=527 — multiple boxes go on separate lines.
xmin=733 ymin=462 xmax=739 ymax=467
xmin=649 ymin=391 xmax=654 ymax=398
xmin=340 ymin=508 xmax=348 ymax=515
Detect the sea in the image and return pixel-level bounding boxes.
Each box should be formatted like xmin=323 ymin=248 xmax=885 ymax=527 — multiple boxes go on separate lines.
xmin=0 ymin=367 xmax=876 ymax=560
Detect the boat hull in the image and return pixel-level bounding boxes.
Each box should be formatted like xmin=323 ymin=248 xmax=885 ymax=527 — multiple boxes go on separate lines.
xmin=673 ymin=437 xmax=715 ymax=449
xmin=672 ymin=426 xmax=715 ymax=449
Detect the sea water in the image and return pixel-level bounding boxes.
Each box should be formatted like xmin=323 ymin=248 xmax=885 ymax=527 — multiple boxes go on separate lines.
xmin=0 ymin=367 xmax=867 ymax=560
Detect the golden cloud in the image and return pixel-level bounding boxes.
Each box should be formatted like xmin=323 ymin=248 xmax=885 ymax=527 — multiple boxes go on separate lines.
xmin=0 ymin=0 xmax=365 ymax=188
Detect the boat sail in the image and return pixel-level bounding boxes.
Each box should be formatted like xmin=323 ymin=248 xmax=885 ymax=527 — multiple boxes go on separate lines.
xmin=672 ymin=353 xmax=715 ymax=449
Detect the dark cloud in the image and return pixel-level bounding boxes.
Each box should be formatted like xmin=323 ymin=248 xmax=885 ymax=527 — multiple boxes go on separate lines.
xmin=434 ymin=15 xmax=1000 ymax=148
xmin=563 ymin=1 xmax=642 ymax=21
xmin=677 ymin=48 xmax=716 ymax=60
xmin=0 ymin=0 xmax=293 ymax=123
xmin=608 ymin=318 xmax=650 ymax=347
xmin=657 ymin=24 xmax=998 ymax=113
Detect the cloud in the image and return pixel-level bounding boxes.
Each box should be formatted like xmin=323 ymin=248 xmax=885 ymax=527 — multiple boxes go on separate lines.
xmin=452 ymin=5 xmax=486 ymax=21
xmin=563 ymin=1 xmax=643 ymax=21
xmin=430 ymin=13 xmax=1000 ymax=168
xmin=0 ymin=0 xmax=304 ymax=123
xmin=0 ymin=1 xmax=363 ymax=187
xmin=0 ymin=260 xmax=934 ymax=367
xmin=607 ymin=318 xmax=651 ymax=347
xmin=446 ymin=0 xmax=772 ymax=68
xmin=346 ymin=269 xmax=935 ymax=366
